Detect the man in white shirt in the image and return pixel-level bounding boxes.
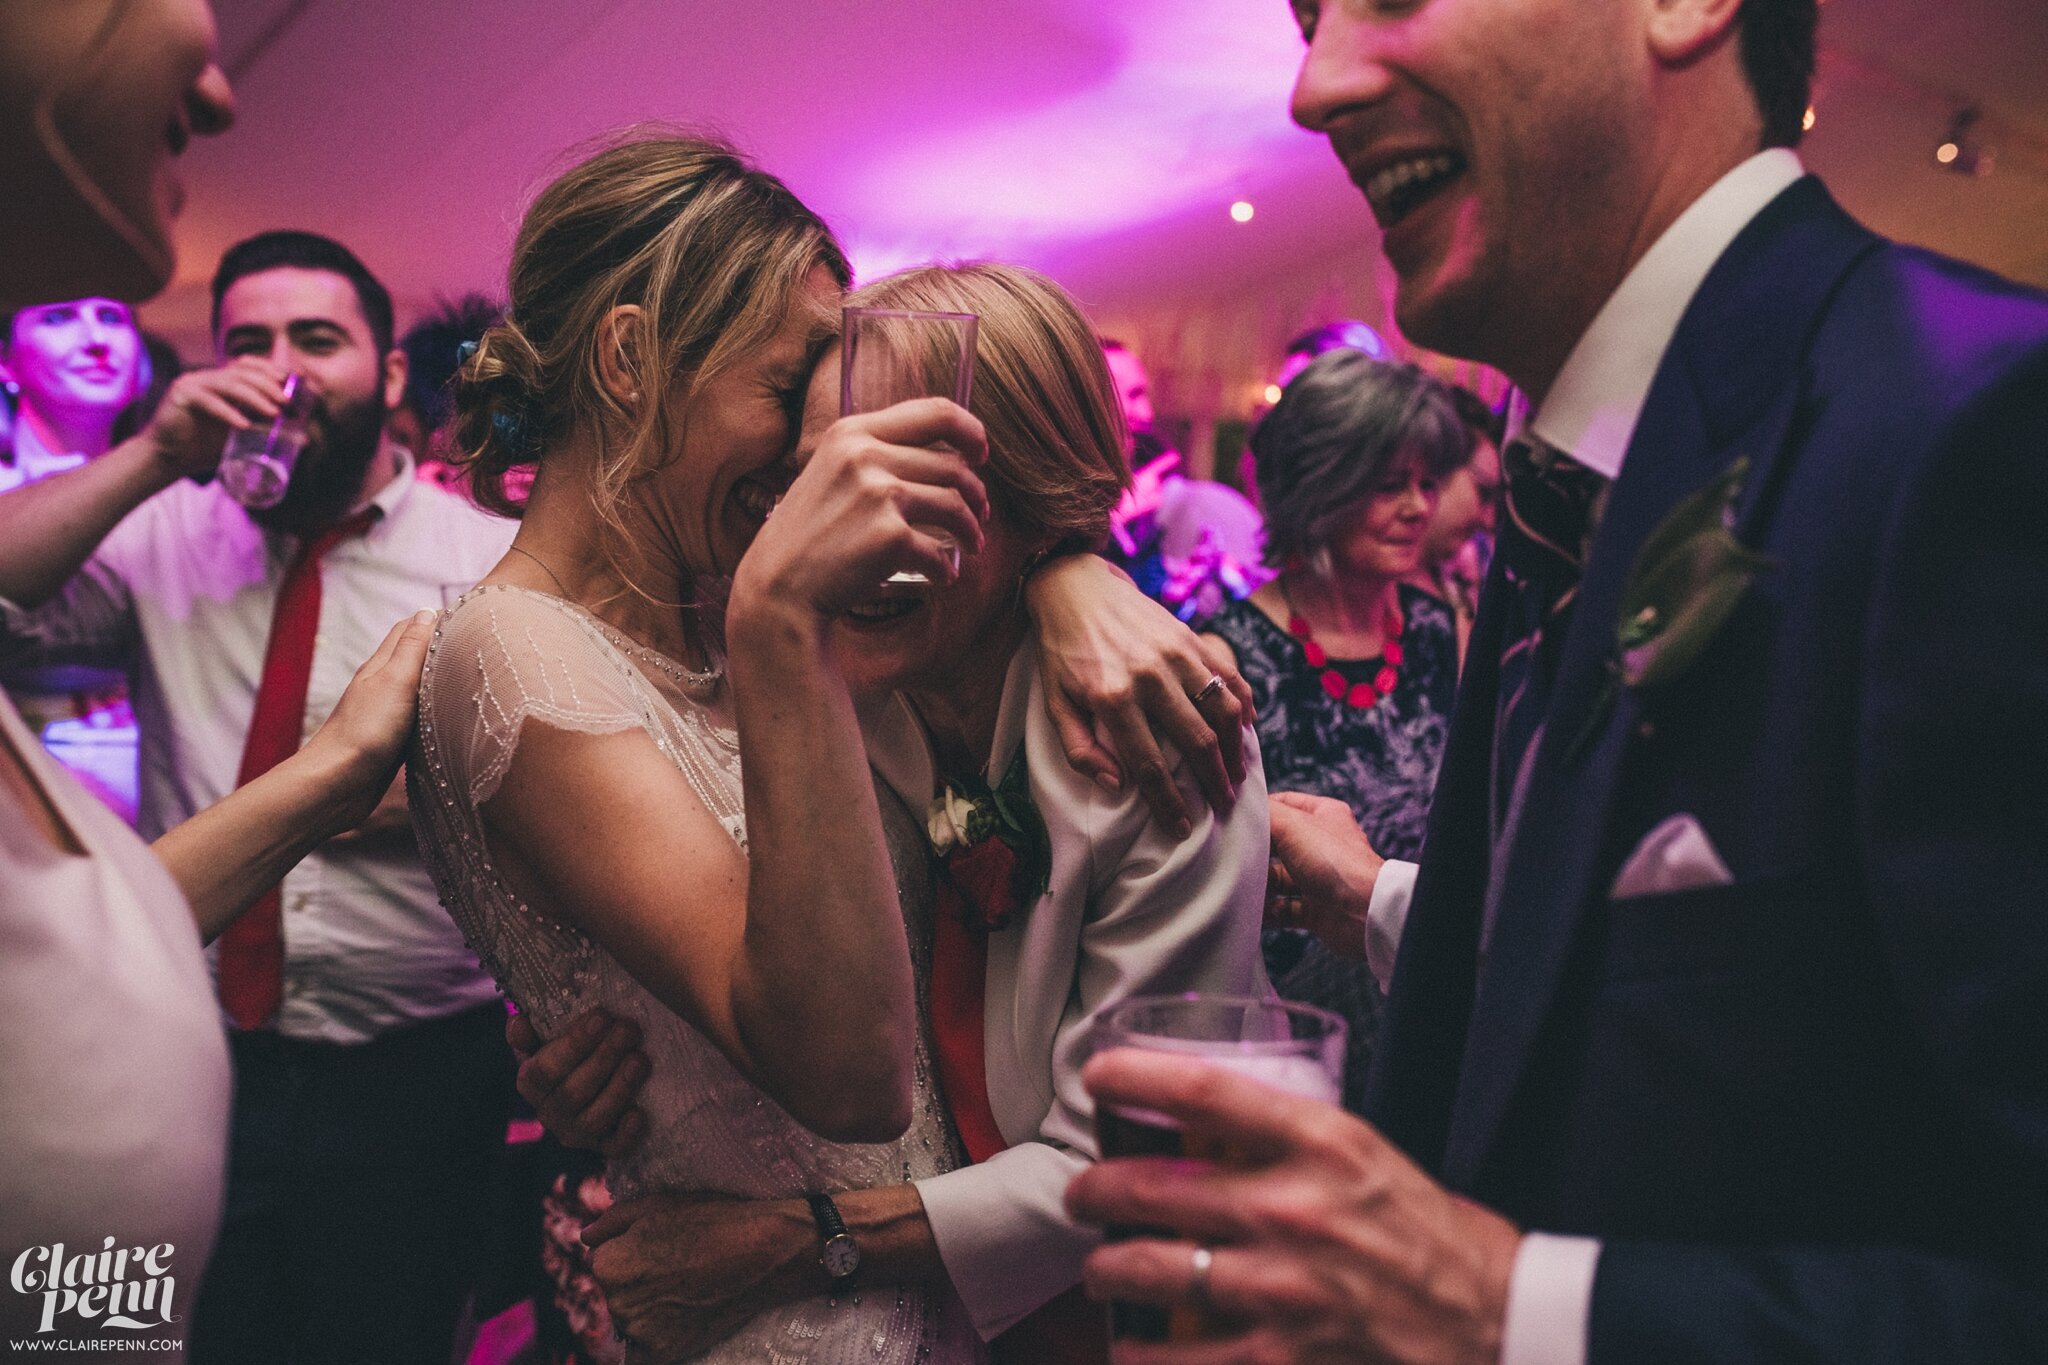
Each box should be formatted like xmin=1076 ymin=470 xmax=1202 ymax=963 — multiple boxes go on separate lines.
xmin=1068 ymin=1 xmax=2048 ymax=1361
xmin=0 ymin=230 xmax=517 ymax=1364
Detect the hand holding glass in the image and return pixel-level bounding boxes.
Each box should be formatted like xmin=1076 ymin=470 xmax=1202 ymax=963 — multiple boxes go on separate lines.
xmin=839 ymin=307 xmax=977 ymax=586
xmin=1092 ymin=993 xmax=1347 ymax=1344
xmin=217 ymin=372 xmax=314 ymax=509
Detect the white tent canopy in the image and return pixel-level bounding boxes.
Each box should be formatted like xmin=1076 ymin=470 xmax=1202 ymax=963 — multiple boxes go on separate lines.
xmin=146 ymin=0 xmax=2048 ymax=468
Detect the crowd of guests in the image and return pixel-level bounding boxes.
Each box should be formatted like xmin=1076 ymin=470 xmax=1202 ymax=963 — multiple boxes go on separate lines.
xmin=3 ymin=0 xmax=2044 ymax=1363
xmin=0 ymin=225 xmax=1499 ymax=1364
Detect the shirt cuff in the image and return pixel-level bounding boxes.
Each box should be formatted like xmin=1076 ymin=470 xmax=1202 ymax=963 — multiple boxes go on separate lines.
xmin=1363 ymin=858 xmax=1417 ymax=993
xmin=1500 ymin=1233 xmax=1602 ymax=1365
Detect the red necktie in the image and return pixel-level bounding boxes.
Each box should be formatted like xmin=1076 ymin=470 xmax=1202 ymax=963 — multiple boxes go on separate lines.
xmin=216 ymin=508 xmax=379 ymax=1030
xmin=929 ymin=852 xmax=1111 ymax=1365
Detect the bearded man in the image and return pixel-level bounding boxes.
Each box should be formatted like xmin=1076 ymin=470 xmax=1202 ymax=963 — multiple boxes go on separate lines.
xmin=0 ymin=230 xmax=517 ymax=1365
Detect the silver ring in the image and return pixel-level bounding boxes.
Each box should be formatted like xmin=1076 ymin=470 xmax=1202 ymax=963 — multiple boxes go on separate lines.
xmin=1191 ymin=675 xmax=1226 ymax=706
xmin=1189 ymin=1245 xmax=1214 ymax=1308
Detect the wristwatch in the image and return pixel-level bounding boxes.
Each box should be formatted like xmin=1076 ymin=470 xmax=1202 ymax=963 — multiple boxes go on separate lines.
xmin=805 ymin=1192 xmax=861 ymax=1286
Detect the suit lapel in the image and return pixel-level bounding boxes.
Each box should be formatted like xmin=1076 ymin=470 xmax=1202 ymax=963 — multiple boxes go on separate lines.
xmin=1438 ymin=179 xmax=1882 ymax=1188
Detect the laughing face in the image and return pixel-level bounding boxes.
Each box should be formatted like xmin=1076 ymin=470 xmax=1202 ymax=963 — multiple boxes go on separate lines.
xmin=0 ymin=0 xmax=236 ymax=302
xmin=790 ymin=349 xmax=1039 ymax=703
xmin=642 ymin=266 xmax=841 ymax=581
xmin=1288 ymin=0 xmax=1652 ymax=388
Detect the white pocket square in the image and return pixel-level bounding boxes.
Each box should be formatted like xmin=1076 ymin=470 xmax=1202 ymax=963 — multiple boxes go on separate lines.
xmin=1610 ymin=814 xmax=1735 ymax=900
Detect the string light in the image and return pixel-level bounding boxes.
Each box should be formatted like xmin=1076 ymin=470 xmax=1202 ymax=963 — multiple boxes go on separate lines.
xmin=1262 ymin=383 xmax=1283 ymax=404
xmin=1230 ymin=200 xmax=1255 ymax=223
xmin=1802 ymin=105 xmax=1817 ymax=132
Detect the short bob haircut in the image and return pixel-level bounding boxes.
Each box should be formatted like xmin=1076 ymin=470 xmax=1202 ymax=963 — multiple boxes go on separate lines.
xmin=1251 ymin=350 xmax=1472 ymax=571
xmin=846 ymin=262 xmax=1129 ymax=553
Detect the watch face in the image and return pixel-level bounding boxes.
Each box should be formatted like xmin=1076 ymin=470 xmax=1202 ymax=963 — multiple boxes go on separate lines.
xmin=822 ymin=1234 xmax=861 ymax=1280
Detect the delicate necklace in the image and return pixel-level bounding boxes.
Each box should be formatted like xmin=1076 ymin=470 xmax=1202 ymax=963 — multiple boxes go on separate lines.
xmin=508 ymin=544 xmax=570 ymax=597
xmin=506 ymin=546 xmax=720 ymax=692
xmin=1283 ymin=581 xmax=1404 ymax=710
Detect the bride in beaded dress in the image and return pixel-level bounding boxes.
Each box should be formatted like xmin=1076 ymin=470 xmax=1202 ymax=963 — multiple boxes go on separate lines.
xmin=408 ymin=135 xmax=992 ymax=1363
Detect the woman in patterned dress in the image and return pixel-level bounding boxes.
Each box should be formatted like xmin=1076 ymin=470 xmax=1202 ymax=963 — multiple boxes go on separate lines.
xmin=1200 ymin=350 xmax=1478 ymax=1112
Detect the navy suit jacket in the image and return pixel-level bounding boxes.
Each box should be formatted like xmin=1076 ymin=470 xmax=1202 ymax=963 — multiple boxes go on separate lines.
xmin=1365 ymin=177 xmax=2048 ymax=1360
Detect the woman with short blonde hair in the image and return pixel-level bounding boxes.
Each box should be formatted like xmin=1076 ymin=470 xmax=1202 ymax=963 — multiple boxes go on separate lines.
xmin=413 ymin=133 xmax=1264 ymax=1363
xmin=845 ymin=262 xmax=1126 ymax=550
xmin=563 ymin=258 xmax=1268 ymax=1363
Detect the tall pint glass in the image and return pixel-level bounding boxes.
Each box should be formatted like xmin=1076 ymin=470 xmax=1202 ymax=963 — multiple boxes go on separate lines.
xmin=839 ymin=306 xmax=977 ymax=587
xmin=1093 ymin=993 xmax=1346 ymax=1344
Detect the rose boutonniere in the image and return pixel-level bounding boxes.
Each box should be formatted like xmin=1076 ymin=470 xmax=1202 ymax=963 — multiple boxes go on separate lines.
xmin=1567 ymin=456 xmax=1774 ymax=760
xmin=926 ymin=751 xmax=1053 ymax=933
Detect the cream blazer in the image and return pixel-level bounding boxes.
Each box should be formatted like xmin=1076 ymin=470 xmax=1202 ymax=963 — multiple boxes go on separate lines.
xmin=863 ymin=636 xmax=1270 ymax=1338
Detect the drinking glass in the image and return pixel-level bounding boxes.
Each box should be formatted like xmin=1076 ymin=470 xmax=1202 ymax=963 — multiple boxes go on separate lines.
xmin=839 ymin=307 xmax=978 ymax=586
xmin=1092 ymin=993 xmax=1347 ymax=1344
xmin=217 ymin=372 xmax=315 ymax=509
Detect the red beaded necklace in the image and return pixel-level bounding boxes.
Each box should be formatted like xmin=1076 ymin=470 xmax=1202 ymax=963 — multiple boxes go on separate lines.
xmin=1284 ymin=586 xmax=1405 ymax=710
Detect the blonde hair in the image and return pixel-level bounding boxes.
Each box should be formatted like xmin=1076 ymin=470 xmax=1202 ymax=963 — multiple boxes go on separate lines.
xmin=846 ymin=263 xmax=1129 ymax=550
xmin=453 ymin=129 xmax=848 ymax=551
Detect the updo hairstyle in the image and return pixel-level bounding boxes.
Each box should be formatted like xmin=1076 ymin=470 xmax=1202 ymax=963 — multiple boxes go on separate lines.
xmin=454 ymin=129 xmax=849 ymax=527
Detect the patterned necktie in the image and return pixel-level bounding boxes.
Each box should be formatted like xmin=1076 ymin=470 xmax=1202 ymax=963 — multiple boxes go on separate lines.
xmin=216 ymin=507 xmax=380 ymax=1030
xmin=1491 ymin=438 xmax=1608 ymax=822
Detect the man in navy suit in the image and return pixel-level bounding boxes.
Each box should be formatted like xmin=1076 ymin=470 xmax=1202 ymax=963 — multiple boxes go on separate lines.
xmin=1067 ymin=0 xmax=2048 ymax=1359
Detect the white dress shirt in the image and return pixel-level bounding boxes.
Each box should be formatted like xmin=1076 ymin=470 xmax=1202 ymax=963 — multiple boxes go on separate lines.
xmin=1357 ymin=149 xmax=1807 ymax=1365
xmin=0 ymin=451 xmax=516 ymax=1043
xmin=0 ymin=422 xmax=90 ymax=494
xmin=0 ymin=424 xmax=140 ymax=820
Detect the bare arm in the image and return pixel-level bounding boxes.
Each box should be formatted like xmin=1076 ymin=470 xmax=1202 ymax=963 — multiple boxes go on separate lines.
xmin=154 ymin=611 xmax=436 ymax=942
xmin=723 ymin=395 xmax=991 ymax=1141
xmin=483 ymin=719 xmax=915 ymax=1143
xmin=478 ymin=398 xmax=988 ymax=1146
xmin=0 ymin=360 xmax=284 ymax=607
xmin=572 ymin=681 xmax=1274 ymax=1355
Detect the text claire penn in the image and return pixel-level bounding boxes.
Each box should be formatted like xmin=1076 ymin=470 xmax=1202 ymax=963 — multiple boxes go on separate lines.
xmin=11 ymin=1240 xmax=180 ymax=1335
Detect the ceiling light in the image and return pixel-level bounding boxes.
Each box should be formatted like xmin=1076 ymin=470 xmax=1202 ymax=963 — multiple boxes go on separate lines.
xmin=1935 ymin=109 xmax=1994 ymax=176
xmin=1230 ymin=200 xmax=1255 ymax=223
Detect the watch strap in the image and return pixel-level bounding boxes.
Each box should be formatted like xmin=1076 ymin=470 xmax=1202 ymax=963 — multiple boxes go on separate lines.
xmin=805 ymin=1192 xmax=850 ymax=1242
xmin=806 ymin=1192 xmax=859 ymax=1284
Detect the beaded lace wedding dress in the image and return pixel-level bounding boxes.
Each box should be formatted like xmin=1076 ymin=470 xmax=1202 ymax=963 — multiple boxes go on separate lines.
xmin=411 ymin=585 xmax=982 ymax=1363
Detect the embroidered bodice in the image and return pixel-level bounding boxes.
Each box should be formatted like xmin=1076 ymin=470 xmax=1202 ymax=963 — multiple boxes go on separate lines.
xmin=411 ymin=585 xmax=980 ymax=1363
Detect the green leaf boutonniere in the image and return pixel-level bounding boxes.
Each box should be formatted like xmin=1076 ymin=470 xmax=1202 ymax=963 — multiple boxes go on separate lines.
xmin=1567 ymin=456 xmax=1775 ymax=761
xmin=925 ymin=751 xmax=1053 ymax=933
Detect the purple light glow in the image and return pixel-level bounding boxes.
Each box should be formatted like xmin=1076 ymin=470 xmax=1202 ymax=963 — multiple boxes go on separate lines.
xmin=835 ymin=0 xmax=1312 ymax=276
